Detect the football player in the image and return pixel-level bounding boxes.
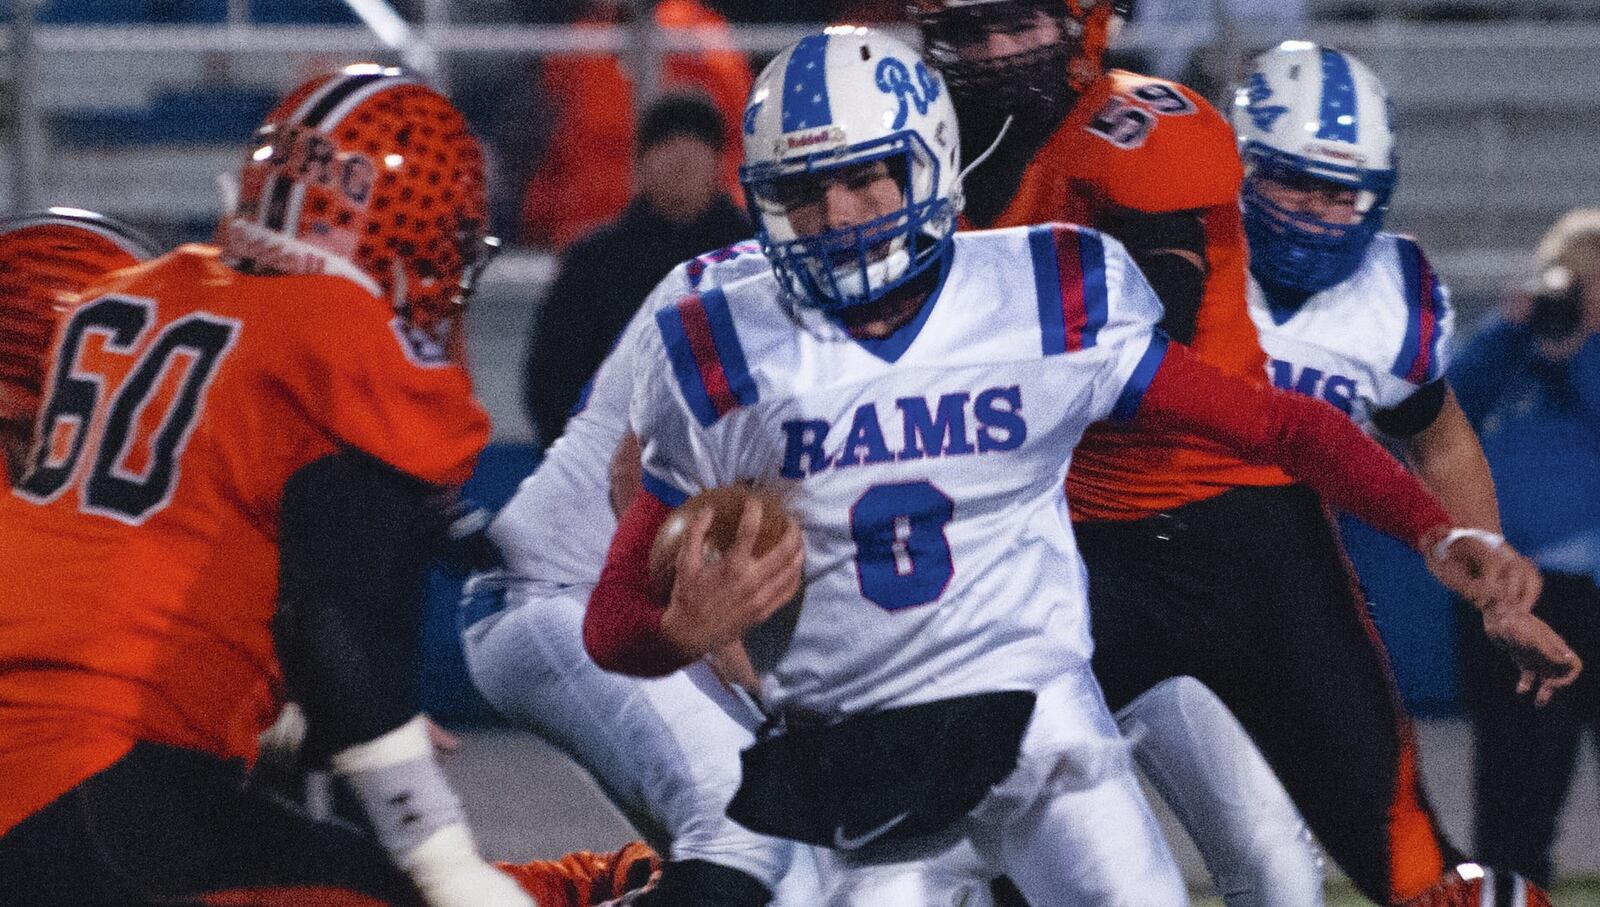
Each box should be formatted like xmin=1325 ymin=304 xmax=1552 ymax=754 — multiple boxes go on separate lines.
xmin=460 ymin=239 xmax=826 ymax=907
xmin=0 ymin=66 xmax=534 ymax=907
xmin=0 ymin=207 xmax=156 ymax=483
xmin=910 ymin=4 xmax=1576 ymax=903
xmin=581 ymin=28 xmax=1562 ymax=906
xmin=1233 ymin=42 xmax=1575 ymax=904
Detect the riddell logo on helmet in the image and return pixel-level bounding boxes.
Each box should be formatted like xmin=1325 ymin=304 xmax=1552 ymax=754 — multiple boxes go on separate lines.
xmin=1305 ymin=142 xmax=1363 ymax=165
xmin=782 ymin=127 xmax=843 ymax=153
xmin=259 ymin=125 xmax=378 ymax=205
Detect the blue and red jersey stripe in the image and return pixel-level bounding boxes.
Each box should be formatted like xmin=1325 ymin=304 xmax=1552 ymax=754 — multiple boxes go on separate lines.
xmin=656 ymin=286 xmax=759 ymax=428
xmin=1391 ymin=236 xmax=1446 ymax=385
xmin=1030 ymin=223 xmax=1110 ymax=355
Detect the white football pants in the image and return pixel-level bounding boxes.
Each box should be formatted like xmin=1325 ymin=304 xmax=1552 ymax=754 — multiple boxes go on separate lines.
xmin=784 ymin=666 xmax=1187 ymax=907
xmin=459 ymin=574 xmax=809 ymax=899
xmin=824 ymin=674 xmax=1323 ymax=906
xmin=1116 ymin=676 xmax=1325 ymax=907
xmin=964 ymin=664 xmax=1191 ymax=906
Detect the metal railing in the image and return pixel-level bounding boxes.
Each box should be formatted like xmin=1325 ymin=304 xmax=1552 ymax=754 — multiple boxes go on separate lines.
xmin=3 ymin=10 xmax=1598 ymax=298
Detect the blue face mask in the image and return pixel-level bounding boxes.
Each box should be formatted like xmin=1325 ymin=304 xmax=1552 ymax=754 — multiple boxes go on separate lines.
xmin=1242 ymin=147 xmax=1396 ymax=295
xmin=742 ymin=133 xmax=956 ymax=313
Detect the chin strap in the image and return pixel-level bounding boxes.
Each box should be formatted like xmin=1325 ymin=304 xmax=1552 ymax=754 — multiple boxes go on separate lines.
xmin=215 ymin=173 xmax=239 ymax=219
xmin=957 ymin=114 xmax=1014 ymax=187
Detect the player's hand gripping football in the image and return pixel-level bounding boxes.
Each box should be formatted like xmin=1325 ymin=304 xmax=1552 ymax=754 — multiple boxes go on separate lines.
xmin=659 ymin=497 xmax=804 ymax=662
xmin=1425 ymin=529 xmax=1582 ymax=706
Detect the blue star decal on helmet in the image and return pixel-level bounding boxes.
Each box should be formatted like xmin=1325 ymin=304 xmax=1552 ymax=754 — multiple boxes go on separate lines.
xmin=1315 ymin=47 xmax=1359 ymax=143
xmin=781 ymin=33 xmax=833 ymax=133
xmin=1244 ymin=73 xmax=1289 ymax=132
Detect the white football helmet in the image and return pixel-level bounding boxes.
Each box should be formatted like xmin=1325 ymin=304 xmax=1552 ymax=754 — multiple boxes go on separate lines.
xmin=740 ymin=27 xmax=963 ymax=312
xmin=1232 ymin=42 xmax=1397 ymax=293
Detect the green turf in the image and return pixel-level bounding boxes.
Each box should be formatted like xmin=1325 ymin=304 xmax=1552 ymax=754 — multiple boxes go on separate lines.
xmin=1191 ymin=877 xmax=1600 ymax=905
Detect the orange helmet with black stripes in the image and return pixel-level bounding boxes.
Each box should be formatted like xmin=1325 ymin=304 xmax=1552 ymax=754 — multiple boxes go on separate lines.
xmin=218 ymin=64 xmax=496 ymax=349
xmin=0 ymin=207 xmax=156 ymax=482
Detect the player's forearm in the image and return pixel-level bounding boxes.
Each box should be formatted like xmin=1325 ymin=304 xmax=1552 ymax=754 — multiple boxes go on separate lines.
xmin=584 ymin=491 xmax=695 ymax=677
xmin=1404 ymin=396 xmax=1501 ymax=534
xmin=1137 ymin=342 xmax=1451 ymax=548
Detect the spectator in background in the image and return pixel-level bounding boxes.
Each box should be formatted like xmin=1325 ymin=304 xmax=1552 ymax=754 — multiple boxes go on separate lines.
xmin=1451 ymin=208 xmax=1600 ymax=889
xmin=523 ymin=93 xmax=750 ymax=449
xmin=520 ymin=0 xmax=753 ymax=251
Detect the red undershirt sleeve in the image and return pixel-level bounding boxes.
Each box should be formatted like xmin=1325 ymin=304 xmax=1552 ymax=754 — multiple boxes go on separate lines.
xmin=1134 ymin=342 xmax=1452 ymax=549
xmin=583 ymin=491 xmax=694 ymax=677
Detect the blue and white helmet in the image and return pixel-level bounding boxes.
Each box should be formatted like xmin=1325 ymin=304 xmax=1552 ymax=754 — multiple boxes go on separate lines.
xmin=1232 ymin=42 xmax=1398 ymax=293
xmin=740 ymin=27 xmax=963 ymax=312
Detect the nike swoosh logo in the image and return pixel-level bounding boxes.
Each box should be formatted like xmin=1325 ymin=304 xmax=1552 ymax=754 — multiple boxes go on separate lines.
xmin=832 ymin=811 xmax=911 ymax=850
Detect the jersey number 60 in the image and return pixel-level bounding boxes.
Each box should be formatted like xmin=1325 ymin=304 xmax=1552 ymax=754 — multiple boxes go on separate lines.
xmin=849 ymin=480 xmax=955 ymax=611
xmin=18 ymin=295 xmax=239 ymax=524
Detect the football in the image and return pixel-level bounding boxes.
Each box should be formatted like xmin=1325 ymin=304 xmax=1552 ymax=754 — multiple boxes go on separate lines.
xmin=647 ymin=484 xmax=795 ymax=602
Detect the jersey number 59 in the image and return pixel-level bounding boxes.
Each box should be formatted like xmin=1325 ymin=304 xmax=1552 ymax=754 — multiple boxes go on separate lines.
xmin=1085 ymin=84 xmax=1196 ymax=150
xmin=17 ymin=295 xmax=240 ymax=524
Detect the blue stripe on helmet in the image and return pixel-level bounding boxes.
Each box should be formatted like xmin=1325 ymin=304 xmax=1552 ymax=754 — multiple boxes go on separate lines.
xmin=1316 ymin=48 xmax=1359 ymax=144
xmin=781 ymin=34 xmax=834 ymax=133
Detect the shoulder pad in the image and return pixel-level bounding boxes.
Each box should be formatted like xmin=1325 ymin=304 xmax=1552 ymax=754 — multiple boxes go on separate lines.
xmin=654 ymin=285 xmax=759 ymax=428
xmin=1064 ymin=71 xmax=1242 ymax=212
xmin=1388 ymin=234 xmax=1450 ymax=385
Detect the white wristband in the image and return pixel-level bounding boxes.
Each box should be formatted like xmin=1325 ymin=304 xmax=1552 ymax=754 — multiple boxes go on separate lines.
xmin=1431 ymin=527 xmax=1505 ymax=562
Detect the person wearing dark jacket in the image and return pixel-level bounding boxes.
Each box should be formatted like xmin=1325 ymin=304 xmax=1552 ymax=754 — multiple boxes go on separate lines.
xmin=1451 ymin=208 xmax=1600 ymax=889
xmin=523 ymin=92 xmax=751 ymax=449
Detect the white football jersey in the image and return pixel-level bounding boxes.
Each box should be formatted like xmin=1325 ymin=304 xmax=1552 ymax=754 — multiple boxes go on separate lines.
xmin=1247 ymin=233 xmax=1454 ymax=433
xmin=632 ymin=225 xmax=1169 ymax=716
xmin=491 ymin=240 xmax=768 ymax=585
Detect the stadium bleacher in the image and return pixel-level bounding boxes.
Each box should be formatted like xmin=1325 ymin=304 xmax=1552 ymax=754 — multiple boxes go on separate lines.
xmin=4 ymin=7 xmax=1596 ymax=313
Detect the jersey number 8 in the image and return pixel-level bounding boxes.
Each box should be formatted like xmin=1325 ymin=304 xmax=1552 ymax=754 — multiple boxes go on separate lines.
xmin=849 ymin=480 xmax=955 ymax=611
xmin=17 ymin=295 xmax=239 ymax=524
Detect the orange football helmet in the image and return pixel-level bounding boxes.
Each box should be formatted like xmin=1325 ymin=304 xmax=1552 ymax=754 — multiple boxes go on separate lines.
xmin=911 ymin=0 xmax=1133 ymax=138
xmin=0 ymin=207 xmax=156 ymax=482
xmin=218 ymin=63 xmax=496 ymax=353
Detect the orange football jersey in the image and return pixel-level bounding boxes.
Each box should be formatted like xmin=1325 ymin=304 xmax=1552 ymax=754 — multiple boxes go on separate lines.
xmin=0 ymin=245 xmax=490 ymax=835
xmin=974 ymin=70 xmax=1290 ymax=520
